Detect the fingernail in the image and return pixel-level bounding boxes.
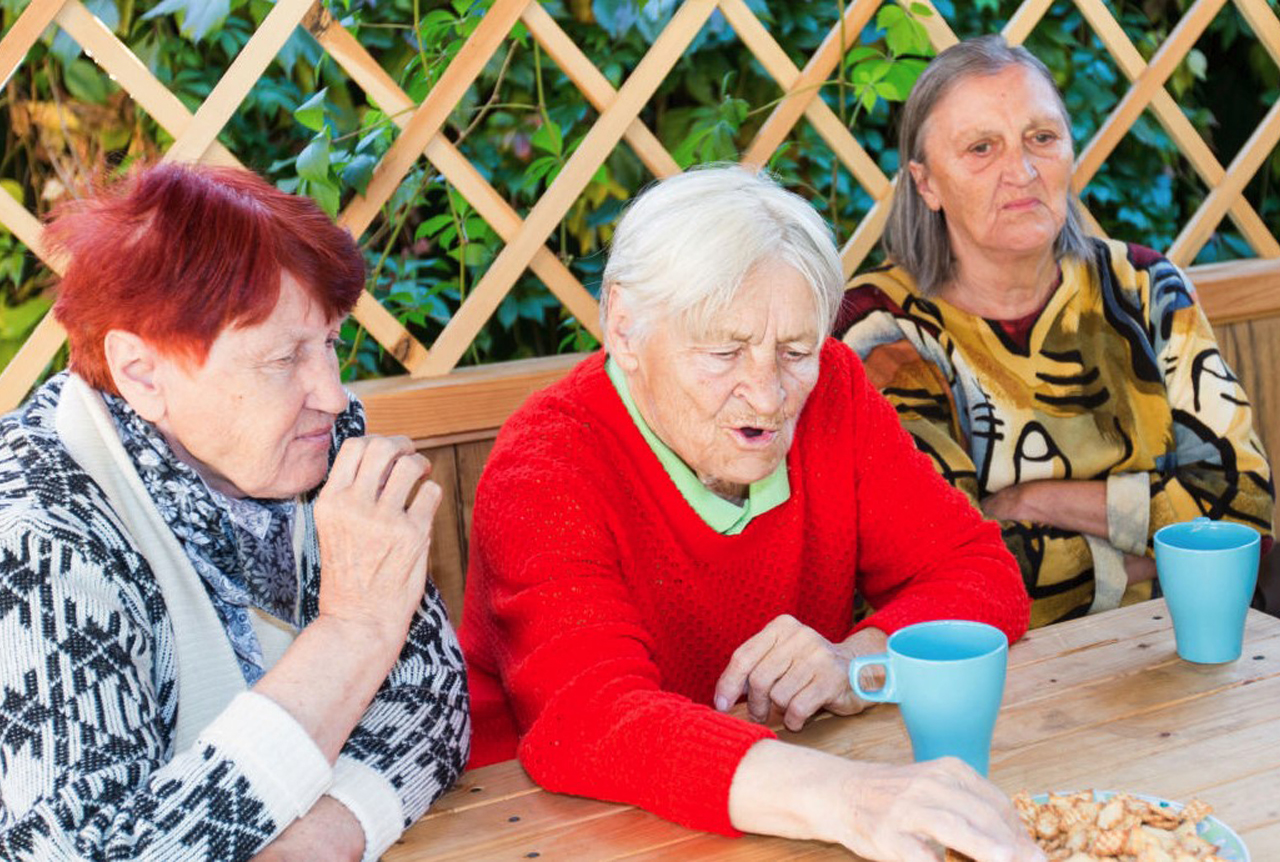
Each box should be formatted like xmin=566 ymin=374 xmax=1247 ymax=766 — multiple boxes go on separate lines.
xmin=714 ymin=695 xmax=728 ymax=711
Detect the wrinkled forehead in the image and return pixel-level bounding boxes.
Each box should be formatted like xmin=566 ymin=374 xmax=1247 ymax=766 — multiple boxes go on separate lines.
xmin=920 ymin=64 xmax=1070 ymax=147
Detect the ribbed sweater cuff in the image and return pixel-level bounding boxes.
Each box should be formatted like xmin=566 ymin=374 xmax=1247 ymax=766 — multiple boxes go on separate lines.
xmin=328 ymin=756 xmax=405 ymax=862
xmin=196 ymin=691 xmax=331 ymax=827
xmin=666 ymin=710 xmax=775 ymax=836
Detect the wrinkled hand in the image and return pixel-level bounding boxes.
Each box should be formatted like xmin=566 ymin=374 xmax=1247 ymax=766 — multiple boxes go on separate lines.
xmin=714 ymin=615 xmax=886 ymax=732
xmin=313 ymin=435 xmax=442 ymax=648
xmin=836 ymin=758 xmax=1044 ymax=862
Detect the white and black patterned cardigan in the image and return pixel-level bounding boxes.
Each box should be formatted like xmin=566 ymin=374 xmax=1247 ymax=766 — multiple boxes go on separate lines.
xmin=0 ymin=374 xmax=470 ymax=861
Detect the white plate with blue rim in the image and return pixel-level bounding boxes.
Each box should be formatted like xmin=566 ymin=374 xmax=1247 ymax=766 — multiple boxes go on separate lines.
xmin=1029 ymin=790 xmax=1249 ymax=861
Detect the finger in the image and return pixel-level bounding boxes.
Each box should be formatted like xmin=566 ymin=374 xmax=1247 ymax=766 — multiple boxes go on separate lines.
xmin=714 ymin=629 xmax=781 ymax=711
xmin=407 ymin=478 xmax=443 ymax=527
xmin=351 ymin=436 xmax=416 ymax=497
xmin=324 ymin=436 xmax=369 ymax=490
xmin=378 ymin=453 xmax=430 ymax=511
xmin=781 ymin=676 xmax=829 ymax=732
xmin=746 ymin=649 xmax=796 ymax=722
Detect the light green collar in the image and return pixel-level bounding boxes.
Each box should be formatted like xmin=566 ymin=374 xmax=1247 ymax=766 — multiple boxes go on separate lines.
xmin=605 ymin=357 xmax=789 ymax=535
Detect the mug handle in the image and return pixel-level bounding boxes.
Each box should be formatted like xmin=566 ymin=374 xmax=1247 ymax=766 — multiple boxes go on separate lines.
xmin=849 ymin=653 xmax=896 ymax=703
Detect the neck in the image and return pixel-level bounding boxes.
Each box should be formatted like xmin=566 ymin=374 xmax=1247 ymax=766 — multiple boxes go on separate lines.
xmin=698 ymin=473 xmax=748 ymax=506
xmin=940 ymin=244 xmax=1059 ymax=320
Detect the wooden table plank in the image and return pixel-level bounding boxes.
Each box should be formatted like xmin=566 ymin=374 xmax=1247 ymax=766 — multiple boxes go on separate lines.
xmin=388 ymin=602 xmax=1280 ymax=860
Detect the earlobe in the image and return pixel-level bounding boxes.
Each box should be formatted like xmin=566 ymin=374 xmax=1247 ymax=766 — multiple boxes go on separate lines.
xmin=605 ymin=284 xmax=640 ymax=372
xmin=103 ymin=330 xmax=166 ymax=422
xmin=908 ymin=160 xmax=942 ymax=212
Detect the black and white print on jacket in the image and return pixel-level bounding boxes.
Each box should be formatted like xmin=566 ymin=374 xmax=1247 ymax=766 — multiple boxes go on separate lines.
xmin=0 ymin=373 xmax=470 ymax=861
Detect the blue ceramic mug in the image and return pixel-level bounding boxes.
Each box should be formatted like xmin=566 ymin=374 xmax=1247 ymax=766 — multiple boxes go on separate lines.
xmin=1154 ymin=517 xmax=1260 ymax=664
xmin=848 ymin=620 xmax=1008 ymax=776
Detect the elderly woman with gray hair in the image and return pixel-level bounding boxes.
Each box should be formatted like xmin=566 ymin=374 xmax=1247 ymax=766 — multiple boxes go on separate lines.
xmin=459 ymin=166 xmax=1041 ymax=861
xmin=840 ymin=36 xmax=1273 ymax=628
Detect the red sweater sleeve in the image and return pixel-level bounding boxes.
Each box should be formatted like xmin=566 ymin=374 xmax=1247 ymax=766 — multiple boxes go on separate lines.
xmin=842 ymin=350 xmax=1031 ymax=643
xmin=467 ymin=419 xmax=773 ymax=835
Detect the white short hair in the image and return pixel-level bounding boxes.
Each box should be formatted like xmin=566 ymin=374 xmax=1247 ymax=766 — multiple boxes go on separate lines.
xmin=600 ymin=165 xmax=843 ymax=348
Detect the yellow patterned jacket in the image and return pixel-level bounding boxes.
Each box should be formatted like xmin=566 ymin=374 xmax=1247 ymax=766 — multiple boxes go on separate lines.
xmin=839 ymin=238 xmax=1273 ymax=627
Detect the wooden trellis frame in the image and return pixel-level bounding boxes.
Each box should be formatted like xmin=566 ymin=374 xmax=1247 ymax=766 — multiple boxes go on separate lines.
xmin=2 ymin=0 xmax=1279 ymax=415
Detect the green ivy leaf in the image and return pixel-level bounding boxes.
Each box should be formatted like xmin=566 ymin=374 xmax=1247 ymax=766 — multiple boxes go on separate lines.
xmin=63 ymin=59 xmax=111 ymax=104
xmin=297 ymin=135 xmax=331 ymax=185
xmin=845 ymin=46 xmax=882 ymax=66
xmin=909 ymin=2 xmax=933 ymax=16
xmin=341 ymin=153 xmax=377 ymax=196
xmin=141 ymin=0 xmax=231 ymax=43
xmin=294 ymin=88 xmax=329 ymax=132
xmin=876 ymin=4 xmax=905 ymax=28
xmin=309 ymin=180 xmax=340 ymax=217
xmin=531 ymin=118 xmax=563 ymax=157
xmin=415 ymin=214 xmax=454 ymax=240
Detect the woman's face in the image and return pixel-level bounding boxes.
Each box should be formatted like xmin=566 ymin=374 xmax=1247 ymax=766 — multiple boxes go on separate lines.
xmin=151 ymin=271 xmax=348 ymax=499
xmin=909 ymin=64 xmax=1074 ymax=265
xmin=614 ymin=259 xmax=822 ymax=499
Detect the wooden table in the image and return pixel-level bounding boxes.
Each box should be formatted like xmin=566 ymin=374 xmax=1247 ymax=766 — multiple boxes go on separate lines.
xmin=387 ymin=601 xmax=1280 ymax=860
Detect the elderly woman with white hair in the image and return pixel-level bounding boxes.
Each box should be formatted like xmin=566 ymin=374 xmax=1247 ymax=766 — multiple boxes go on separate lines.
xmin=459 ymin=167 xmax=1041 ymax=861
xmin=839 ymin=36 xmax=1273 ymax=628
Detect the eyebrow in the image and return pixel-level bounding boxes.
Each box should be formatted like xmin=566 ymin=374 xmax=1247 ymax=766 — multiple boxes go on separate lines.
xmin=958 ymin=114 xmax=1065 ymax=139
xmin=704 ymin=329 xmax=819 ymax=344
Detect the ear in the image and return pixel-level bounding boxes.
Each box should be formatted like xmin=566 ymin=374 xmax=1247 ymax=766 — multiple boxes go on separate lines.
xmin=907 ymin=160 xmax=942 ymax=212
xmin=103 ymin=330 xmax=168 ymax=423
xmin=604 ymin=284 xmax=641 ymax=372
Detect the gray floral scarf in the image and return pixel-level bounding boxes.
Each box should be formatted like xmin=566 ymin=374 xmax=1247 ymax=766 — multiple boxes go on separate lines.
xmin=101 ymin=388 xmax=363 ymax=684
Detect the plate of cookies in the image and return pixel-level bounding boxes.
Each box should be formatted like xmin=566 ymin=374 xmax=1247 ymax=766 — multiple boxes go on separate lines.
xmin=1009 ymin=789 xmax=1248 ymax=862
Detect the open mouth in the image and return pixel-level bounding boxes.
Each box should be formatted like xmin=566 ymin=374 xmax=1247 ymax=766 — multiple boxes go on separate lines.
xmin=733 ymin=426 xmax=778 ymax=445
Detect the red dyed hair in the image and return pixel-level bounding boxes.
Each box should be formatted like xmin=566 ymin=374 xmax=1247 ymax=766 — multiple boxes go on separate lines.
xmin=47 ymin=162 xmax=365 ymax=394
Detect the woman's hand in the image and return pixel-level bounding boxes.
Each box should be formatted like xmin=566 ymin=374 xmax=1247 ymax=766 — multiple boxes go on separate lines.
xmin=713 ymin=615 xmax=887 ymax=731
xmin=313 ymin=435 xmax=443 ymax=650
xmin=249 ymin=797 xmax=364 ymax=862
xmin=729 ymin=741 xmax=1045 ymax=862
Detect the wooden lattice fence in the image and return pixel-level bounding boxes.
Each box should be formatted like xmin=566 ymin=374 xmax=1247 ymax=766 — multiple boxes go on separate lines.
xmin=1 ymin=0 xmax=1279 ymax=430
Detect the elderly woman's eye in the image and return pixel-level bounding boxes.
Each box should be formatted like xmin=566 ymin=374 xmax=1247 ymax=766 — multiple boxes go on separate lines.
xmin=1032 ymin=132 xmax=1058 ymax=145
xmin=969 ymin=142 xmax=991 ymax=155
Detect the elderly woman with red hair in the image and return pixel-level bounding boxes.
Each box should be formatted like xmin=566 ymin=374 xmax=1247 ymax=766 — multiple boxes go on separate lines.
xmin=0 ymin=164 xmax=468 ymax=861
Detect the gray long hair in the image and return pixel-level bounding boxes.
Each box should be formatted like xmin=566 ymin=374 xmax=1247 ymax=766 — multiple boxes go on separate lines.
xmin=883 ymin=35 xmax=1091 ymax=295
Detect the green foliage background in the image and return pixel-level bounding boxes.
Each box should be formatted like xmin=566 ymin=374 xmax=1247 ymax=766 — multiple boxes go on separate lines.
xmin=1 ymin=0 xmax=1277 ymax=381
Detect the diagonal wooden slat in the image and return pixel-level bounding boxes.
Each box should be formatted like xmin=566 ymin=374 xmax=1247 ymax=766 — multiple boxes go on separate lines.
xmin=339 ymin=0 xmax=529 ymax=240
xmin=0 ymin=187 xmax=67 ymax=412
xmin=418 ymin=0 xmax=719 ymax=376
xmin=307 ymin=6 xmax=602 ymax=339
xmin=164 ymin=0 xmax=317 ymax=163
xmin=331 ymin=0 xmax=528 ymax=373
xmin=1168 ymin=97 xmax=1280 ymax=266
xmin=910 ymin=0 xmax=961 ymax=50
xmin=55 ymin=1 xmax=240 ymax=167
xmin=1002 ymin=0 xmax=1055 ymax=45
xmin=1234 ymin=0 xmax=1280 ymax=68
xmin=520 ymin=2 xmax=680 ymax=180
xmin=1074 ymin=0 xmax=1279 ymax=258
xmin=1073 ymin=0 xmax=1228 ymax=190
xmin=0 ymin=0 xmax=65 ymax=90
xmin=739 ymin=0 xmax=882 ymax=174
xmin=722 ymin=0 xmax=889 ymax=198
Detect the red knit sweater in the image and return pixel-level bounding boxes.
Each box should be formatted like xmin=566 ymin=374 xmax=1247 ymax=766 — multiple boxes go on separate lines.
xmin=459 ymin=342 xmax=1029 ymax=835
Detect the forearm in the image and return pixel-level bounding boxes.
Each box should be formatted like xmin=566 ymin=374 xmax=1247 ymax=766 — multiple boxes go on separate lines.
xmin=729 ymin=740 xmax=846 ymax=842
xmin=336 ymin=591 xmax=471 ymax=833
xmin=250 ymin=796 xmax=364 ymax=862
xmin=994 ymin=479 xmax=1108 ymax=538
xmin=254 ymin=615 xmax=402 ymax=762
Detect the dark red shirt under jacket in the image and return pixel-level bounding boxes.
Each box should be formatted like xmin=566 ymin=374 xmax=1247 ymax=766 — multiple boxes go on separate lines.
xmin=459 ymin=341 xmax=1030 ymax=836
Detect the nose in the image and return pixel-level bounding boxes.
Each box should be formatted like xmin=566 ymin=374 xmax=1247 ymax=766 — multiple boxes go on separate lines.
xmin=304 ymin=348 xmax=348 ymax=416
xmin=734 ymin=351 xmax=786 ymax=417
xmin=1005 ymin=148 xmax=1038 ymax=185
